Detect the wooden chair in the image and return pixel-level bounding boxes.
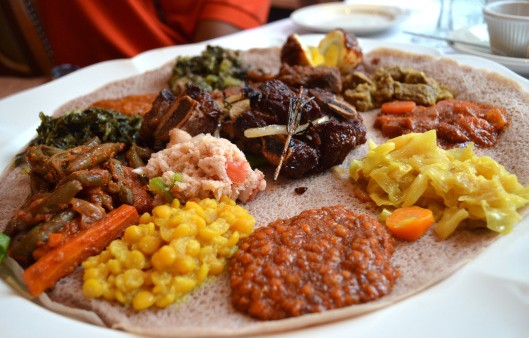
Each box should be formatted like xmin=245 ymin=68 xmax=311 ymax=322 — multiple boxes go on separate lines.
xmin=0 ymin=0 xmax=54 ymax=76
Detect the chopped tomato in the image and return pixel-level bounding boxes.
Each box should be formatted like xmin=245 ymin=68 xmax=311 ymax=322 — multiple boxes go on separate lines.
xmin=226 ymin=160 xmax=248 ymax=184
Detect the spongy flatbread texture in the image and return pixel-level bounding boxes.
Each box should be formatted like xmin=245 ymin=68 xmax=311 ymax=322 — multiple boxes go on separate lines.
xmin=1 ymin=48 xmax=528 ymax=337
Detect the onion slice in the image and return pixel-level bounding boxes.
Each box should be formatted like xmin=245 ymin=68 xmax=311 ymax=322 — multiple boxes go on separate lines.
xmin=244 ymin=116 xmax=329 ymax=138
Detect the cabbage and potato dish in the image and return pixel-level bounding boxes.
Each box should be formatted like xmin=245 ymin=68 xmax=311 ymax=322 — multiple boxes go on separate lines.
xmin=350 ymin=130 xmax=529 ymax=239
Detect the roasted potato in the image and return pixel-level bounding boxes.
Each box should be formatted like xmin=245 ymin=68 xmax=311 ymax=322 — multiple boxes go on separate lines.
xmin=280 ymin=30 xmax=363 ymax=73
xmin=318 ymin=29 xmax=363 ymax=73
xmin=280 ymin=34 xmax=315 ymax=67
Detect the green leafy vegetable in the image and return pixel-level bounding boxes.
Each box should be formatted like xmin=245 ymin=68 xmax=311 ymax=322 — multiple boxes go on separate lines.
xmin=169 ymin=45 xmax=247 ymax=93
xmin=32 ymin=108 xmax=142 ymax=149
xmin=0 ymin=233 xmax=11 ymax=264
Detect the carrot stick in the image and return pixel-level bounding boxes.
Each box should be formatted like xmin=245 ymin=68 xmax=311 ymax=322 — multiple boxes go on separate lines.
xmin=381 ymin=101 xmax=416 ymax=114
xmin=385 ymin=206 xmax=434 ymax=241
xmin=23 ymin=204 xmax=139 ymax=296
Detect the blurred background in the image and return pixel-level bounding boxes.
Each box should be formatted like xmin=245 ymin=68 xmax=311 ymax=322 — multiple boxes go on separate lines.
xmin=0 ymin=0 xmax=334 ymax=78
xmin=0 ymin=0 xmax=495 ymax=98
xmin=0 ymin=0 xmax=336 ymax=98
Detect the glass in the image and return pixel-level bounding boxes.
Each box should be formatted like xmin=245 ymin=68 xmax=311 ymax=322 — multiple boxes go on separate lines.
xmin=451 ymin=0 xmax=487 ymax=32
xmin=436 ymin=0 xmax=454 ymax=37
xmin=436 ymin=0 xmax=486 ymax=35
xmin=410 ymin=0 xmax=486 ymax=49
xmin=409 ymin=0 xmax=454 ymax=49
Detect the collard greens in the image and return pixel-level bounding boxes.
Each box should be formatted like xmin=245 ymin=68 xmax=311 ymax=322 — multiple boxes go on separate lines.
xmin=32 ymin=108 xmax=142 ymax=149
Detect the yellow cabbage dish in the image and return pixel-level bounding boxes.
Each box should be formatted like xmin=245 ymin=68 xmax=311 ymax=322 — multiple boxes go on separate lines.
xmin=349 ymin=130 xmax=529 ymax=239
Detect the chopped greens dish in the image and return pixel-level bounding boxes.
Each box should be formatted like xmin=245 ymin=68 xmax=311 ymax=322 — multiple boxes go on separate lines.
xmin=0 ymin=233 xmax=10 ymax=264
xmin=169 ymin=45 xmax=247 ymax=93
xmin=32 ymin=108 xmax=142 ymax=149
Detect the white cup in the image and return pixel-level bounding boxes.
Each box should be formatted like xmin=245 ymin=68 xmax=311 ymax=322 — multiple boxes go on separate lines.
xmin=483 ymin=1 xmax=529 ymax=58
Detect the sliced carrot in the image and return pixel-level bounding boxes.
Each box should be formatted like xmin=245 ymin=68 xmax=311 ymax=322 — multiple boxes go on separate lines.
xmin=226 ymin=160 xmax=249 ymax=184
xmin=47 ymin=232 xmax=67 ymax=248
xmin=23 ymin=204 xmax=139 ymax=296
xmin=381 ymin=101 xmax=417 ymax=114
xmin=385 ymin=206 xmax=434 ymax=241
xmin=32 ymin=232 xmax=68 ymax=261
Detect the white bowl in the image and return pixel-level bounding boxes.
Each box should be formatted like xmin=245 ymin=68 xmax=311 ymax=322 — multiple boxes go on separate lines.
xmin=483 ymin=1 xmax=529 ymax=58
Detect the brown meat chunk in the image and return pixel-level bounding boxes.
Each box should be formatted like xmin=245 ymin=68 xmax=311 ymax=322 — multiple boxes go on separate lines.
xmin=138 ymin=86 xmax=223 ymax=149
xmin=312 ymin=118 xmax=366 ymax=172
xmin=280 ymin=34 xmax=313 ymax=67
xmin=278 ymin=64 xmax=342 ymax=94
xmin=261 ymin=135 xmax=320 ymax=178
xmin=247 ymin=79 xmax=322 ymax=124
xmin=138 ymin=89 xmax=175 ymax=145
xmin=233 ymin=80 xmax=367 ymax=178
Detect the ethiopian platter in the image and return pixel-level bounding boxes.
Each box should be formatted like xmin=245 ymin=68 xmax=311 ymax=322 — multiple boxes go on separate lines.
xmin=0 ymin=30 xmax=528 ymax=337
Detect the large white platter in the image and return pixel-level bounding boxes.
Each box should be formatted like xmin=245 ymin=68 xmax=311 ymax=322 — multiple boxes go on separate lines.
xmin=1 ymin=32 xmax=529 ymax=338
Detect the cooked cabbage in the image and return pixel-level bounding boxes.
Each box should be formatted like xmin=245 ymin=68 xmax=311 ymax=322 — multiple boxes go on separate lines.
xmin=349 ymin=130 xmax=529 ymax=239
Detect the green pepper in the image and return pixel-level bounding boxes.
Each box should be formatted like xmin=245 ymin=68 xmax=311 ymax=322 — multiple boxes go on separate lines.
xmin=148 ymin=177 xmax=174 ymax=203
xmin=172 ymin=172 xmax=183 ymax=184
xmin=0 ymin=233 xmax=11 ymax=264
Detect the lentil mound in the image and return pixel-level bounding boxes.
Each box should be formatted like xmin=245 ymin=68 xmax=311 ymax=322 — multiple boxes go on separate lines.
xmin=229 ymin=205 xmax=399 ymax=320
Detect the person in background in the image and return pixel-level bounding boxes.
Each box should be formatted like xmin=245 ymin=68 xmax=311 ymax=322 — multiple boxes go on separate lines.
xmin=268 ymin=0 xmax=336 ymax=22
xmin=34 ymin=0 xmax=271 ymax=69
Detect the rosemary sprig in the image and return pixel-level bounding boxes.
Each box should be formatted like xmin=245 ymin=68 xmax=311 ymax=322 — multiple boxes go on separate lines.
xmin=274 ymin=87 xmax=314 ymax=180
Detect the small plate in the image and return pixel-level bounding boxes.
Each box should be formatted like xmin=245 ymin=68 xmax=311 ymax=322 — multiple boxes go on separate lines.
xmin=290 ymin=2 xmax=409 ymax=36
xmin=450 ymin=24 xmax=529 ymax=76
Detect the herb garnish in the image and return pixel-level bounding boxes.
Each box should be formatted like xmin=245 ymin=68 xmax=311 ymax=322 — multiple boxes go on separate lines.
xmin=274 ymin=87 xmax=314 ymax=180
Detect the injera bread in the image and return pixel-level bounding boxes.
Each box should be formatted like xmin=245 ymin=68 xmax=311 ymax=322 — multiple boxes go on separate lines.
xmin=1 ymin=47 xmax=528 ymax=337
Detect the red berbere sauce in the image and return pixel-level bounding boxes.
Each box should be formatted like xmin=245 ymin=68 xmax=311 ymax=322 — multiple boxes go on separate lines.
xmin=90 ymin=93 xmax=158 ymax=116
xmin=229 ymin=205 xmax=399 ymax=320
xmin=375 ymin=99 xmax=510 ymax=147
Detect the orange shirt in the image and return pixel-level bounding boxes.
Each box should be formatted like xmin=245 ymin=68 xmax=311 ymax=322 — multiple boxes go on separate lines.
xmin=37 ymin=0 xmax=270 ymax=67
